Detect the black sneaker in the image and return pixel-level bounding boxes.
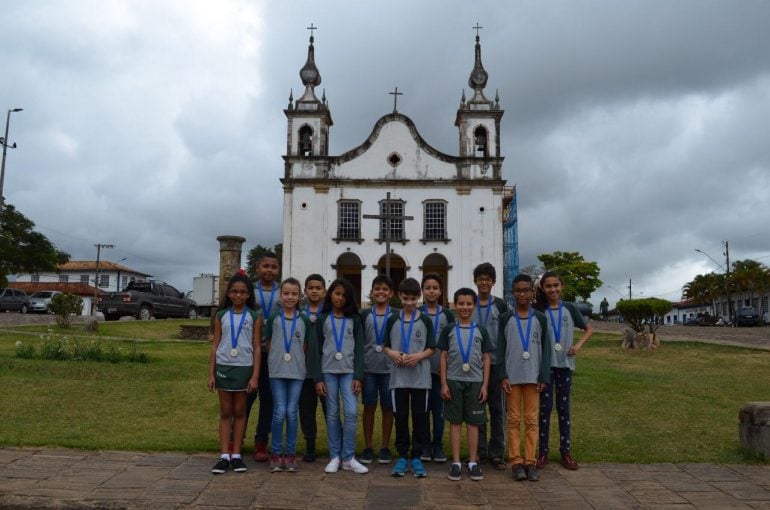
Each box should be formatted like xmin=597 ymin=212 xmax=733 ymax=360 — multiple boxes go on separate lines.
xmin=526 ymin=464 xmax=540 ymax=482
xmin=448 ymin=463 xmax=462 ymax=481
xmin=360 ymin=448 xmax=374 ymax=464
xmin=432 ymin=446 xmax=447 ymax=463
xmin=212 ymin=458 xmax=230 ymax=474
xmin=469 ymin=463 xmax=484 ymax=481
xmin=302 ymin=450 xmax=316 ymax=462
xmin=512 ymin=463 xmax=527 ymax=481
xmin=230 ymin=457 xmax=247 ymax=473
xmin=378 ymin=448 xmax=393 ymax=464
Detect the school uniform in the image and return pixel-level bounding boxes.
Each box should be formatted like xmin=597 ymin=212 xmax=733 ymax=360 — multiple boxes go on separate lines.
xmin=539 ymin=301 xmax=587 ymax=457
xmin=360 ymin=306 xmax=398 ymax=409
xmin=298 ymin=305 xmax=326 ymax=452
xmin=471 ymin=296 xmax=509 ymax=461
xmin=214 ymin=308 xmax=259 ymax=391
xmin=384 ymin=310 xmax=436 ymax=459
xmin=497 ymin=308 xmax=552 ymax=466
xmin=420 ymin=304 xmax=454 ymax=457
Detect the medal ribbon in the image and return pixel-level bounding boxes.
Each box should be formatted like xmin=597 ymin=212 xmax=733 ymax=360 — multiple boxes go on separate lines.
xmin=547 ymin=302 xmax=563 ymax=346
xmin=331 ymin=316 xmax=347 ymax=355
xmin=229 ymin=308 xmax=247 ymax=352
xmin=373 ymin=305 xmax=390 ymax=348
xmin=455 ymin=322 xmax=476 ymax=365
xmin=305 ymin=304 xmax=319 ymax=320
xmin=477 ymin=300 xmax=493 ymax=327
xmin=400 ymin=309 xmax=416 ymax=353
xmin=257 ymin=282 xmax=276 ymax=315
xmin=513 ymin=308 xmax=534 ymax=355
xmin=425 ymin=304 xmax=442 ymax=336
xmin=281 ymin=311 xmax=298 ymax=355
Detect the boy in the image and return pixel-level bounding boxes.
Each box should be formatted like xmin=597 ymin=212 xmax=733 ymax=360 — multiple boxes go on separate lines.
xmin=383 ymin=278 xmax=436 ymax=477
xmin=359 ymin=275 xmax=398 ymax=464
xmin=438 ymin=288 xmax=492 ymax=481
xmin=470 ymin=262 xmax=509 ymax=469
xmin=245 ymin=251 xmax=282 ymax=462
xmin=419 ymin=273 xmax=454 ymax=463
xmin=298 ymin=274 xmax=327 ymax=462
xmin=497 ymin=274 xmax=552 ymax=482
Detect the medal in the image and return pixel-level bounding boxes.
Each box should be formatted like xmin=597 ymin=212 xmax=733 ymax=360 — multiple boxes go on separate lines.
xmin=281 ymin=311 xmax=299 ymax=364
xmin=555 ymin=343 xmax=563 ymax=352
xmin=455 ymin=322 xmax=476 ymax=375
xmin=283 ymin=353 xmax=292 ymax=362
xmin=228 ymin=308 xmax=247 ymax=359
xmin=548 ymin=303 xmax=564 ymax=353
xmin=230 ymin=348 xmax=239 ymax=357
xmin=400 ymin=309 xmax=417 ymax=354
xmin=331 ymin=316 xmax=347 ymax=362
xmin=372 ymin=305 xmax=390 ymax=355
xmin=514 ymin=308 xmax=534 ymax=362
xmin=375 ymin=345 xmax=383 ymax=353
xmin=462 ymin=363 xmax=471 ymax=373
xmin=334 ymin=352 xmax=343 ymax=361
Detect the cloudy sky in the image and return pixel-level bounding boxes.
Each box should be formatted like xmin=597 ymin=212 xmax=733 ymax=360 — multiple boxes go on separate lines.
xmin=2 ymin=0 xmax=769 ymax=306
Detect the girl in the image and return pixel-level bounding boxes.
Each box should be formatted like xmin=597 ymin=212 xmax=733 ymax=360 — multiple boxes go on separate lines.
xmin=264 ymin=278 xmax=314 ymax=473
xmin=535 ymin=271 xmax=594 ymax=471
xmin=208 ymin=271 xmax=261 ymax=474
xmin=312 ymin=279 xmax=368 ymax=474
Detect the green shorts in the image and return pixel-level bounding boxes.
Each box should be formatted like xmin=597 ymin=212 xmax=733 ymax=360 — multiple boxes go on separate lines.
xmin=444 ymin=380 xmax=487 ymax=426
xmin=215 ymin=364 xmax=252 ymax=392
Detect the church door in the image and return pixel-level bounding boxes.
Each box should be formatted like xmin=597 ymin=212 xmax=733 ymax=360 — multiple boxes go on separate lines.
xmin=377 ymin=253 xmax=406 ymax=293
xmin=421 ymin=253 xmax=449 ymax=306
xmin=335 ymin=252 xmax=363 ymax=306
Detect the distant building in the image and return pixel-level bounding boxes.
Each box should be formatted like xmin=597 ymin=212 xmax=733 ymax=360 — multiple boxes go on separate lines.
xmin=663 ymin=299 xmax=712 ymax=324
xmin=15 ymin=261 xmax=150 ymax=293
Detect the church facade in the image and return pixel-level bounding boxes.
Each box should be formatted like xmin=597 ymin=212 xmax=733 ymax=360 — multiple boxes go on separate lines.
xmin=280 ymin=31 xmax=518 ymax=305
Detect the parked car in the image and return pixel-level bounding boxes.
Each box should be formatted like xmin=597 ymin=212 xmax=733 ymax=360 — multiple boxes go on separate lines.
xmin=685 ymin=314 xmax=718 ymax=327
xmin=0 ymin=288 xmax=29 ymax=313
xmin=98 ymin=280 xmax=199 ymax=321
xmin=735 ymin=307 xmax=759 ymax=327
xmin=575 ymin=302 xmax=593 ymax=318
xmin=28 ymin=290 xmax=62 ymax=313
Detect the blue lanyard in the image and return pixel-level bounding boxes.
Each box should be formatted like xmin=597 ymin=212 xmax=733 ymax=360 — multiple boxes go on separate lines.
xmin=477 ymin=299 xmax=493 ymax=326
xmin=229 ymin=308 xmax=247 ymax=350
xmin=547 ymin=302 xmax=563 ymax=345
xmin=280 ymin=311 xmax=298 ymax=354
xmin=305 ymin=304 xmax=319 ymax=320
xmin=372 ymin=305 xmax=390 ymax=347
xmin=455 ymin=322 xmax=476 ymax=365
xmin=422 ymin=304 xmax=442 ymax=337
xmin=513 ymin=308 xmax=534 ymax=354
xmin=331 ymin=315 xmax=347 ymax=354
xmin=257 ymin=282 xmax=276 ymax=315
xmin=400 ymin=309 xmax=417 ymax=353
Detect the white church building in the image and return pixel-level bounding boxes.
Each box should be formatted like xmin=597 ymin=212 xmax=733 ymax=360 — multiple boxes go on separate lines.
xmin=281 ymin=30 xmax=518 ymax=305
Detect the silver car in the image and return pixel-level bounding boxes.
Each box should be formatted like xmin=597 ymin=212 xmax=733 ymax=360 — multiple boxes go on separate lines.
xmin=28 ymin=291 xmax=61 ymax=313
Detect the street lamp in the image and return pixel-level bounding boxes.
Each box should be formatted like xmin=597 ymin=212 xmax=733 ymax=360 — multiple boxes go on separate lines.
xmin=694 ymin=248 xmax=726 ymax=272
xmin=606 ymin=286 xmax=626 ymax=299
xmin=0 ymin=108 xmax=24 ymax=210
xmin=694 ymin=247 xmax=733 ymax=323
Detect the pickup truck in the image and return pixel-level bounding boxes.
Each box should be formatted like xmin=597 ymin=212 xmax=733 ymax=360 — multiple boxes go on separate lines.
xmin=98 ymin=281 xmax=199 ymax=321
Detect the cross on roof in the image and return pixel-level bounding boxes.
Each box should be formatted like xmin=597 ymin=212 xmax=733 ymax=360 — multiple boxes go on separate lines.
xmin=389 ymin=86 xmax=403 ymax=113
xmin=473 ymin=22 xmax=483 ymax=37
xmin=307 ymin=23 xmax=317 ymax=39
xmin=363 ymin=192 xmax=414 ymax=278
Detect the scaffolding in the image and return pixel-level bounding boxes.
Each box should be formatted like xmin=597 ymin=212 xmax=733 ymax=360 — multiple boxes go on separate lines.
xmin=502 ymin=186 xmax=519 ymax=306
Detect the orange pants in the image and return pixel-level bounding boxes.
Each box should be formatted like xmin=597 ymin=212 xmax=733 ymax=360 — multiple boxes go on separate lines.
xmin=505 ymin=384 xmax=539 ymax=465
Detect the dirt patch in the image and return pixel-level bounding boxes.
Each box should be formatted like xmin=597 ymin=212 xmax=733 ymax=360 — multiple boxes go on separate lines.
xmin=592 ymin=320 xmax=770 ymax=350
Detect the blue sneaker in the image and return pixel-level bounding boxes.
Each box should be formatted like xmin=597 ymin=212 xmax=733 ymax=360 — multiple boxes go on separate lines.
xmin=392 ymin=457 xmax=408 ymax=477
xmin=411 ymin=458 xmax=427 ymax=478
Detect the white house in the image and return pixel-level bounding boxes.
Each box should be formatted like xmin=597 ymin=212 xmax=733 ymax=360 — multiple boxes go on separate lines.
xmin=280 ymin=31 xmax=518 ymax=305
xmin=662 ymin=300 xmax=712 ymax=325
xmin=15 ymin=261 xmax=150 ymax=293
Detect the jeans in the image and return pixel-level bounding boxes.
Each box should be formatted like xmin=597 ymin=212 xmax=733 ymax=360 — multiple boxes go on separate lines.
xmin=323 ymin=373 xmax=358 ymax=461
xmin=270 ymin=378 xmax=304 ymax=455
xmin=245 ymin=357 xmax=272 ymax=444
xmin=478 ymin=365 xmax=505 ymax=459
xmin=424 ymin=373 xmax=445 ymax=452
xmin=539 ymin=367 xmax=573 ymax=455
xmin=506 ymin=384 xmax=539 ymax=465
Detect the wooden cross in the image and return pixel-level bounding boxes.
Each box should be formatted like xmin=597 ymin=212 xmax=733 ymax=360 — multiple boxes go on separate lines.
xmin=473 ymin=22 xmax=483 ymax=37
xmin=389 ymin=86 xmax=403 ymax=113
xmin=307 ymin=23 xmax=317 ymax=39
xmin=363 ymin=192 xmax=414 ymax=278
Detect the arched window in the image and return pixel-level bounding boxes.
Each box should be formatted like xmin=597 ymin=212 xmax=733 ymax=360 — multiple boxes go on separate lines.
xmin=299 ymin=125 xmax=313 ymax=157
xmin=473 ymin=126 xmax=488 ymax=157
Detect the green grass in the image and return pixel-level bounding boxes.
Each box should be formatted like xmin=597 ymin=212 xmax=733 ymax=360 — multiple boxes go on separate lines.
xmin=0 ymin=327 xmax=768 ymax=463
xmin=1 ymin=318 xmax=209 ymax=341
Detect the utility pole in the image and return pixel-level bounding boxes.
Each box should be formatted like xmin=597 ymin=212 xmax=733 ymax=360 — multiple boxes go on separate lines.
xmin=0 ymin=108 xmax=23 ymax=214
xmin=724 ymin=240 xmax=733 ymax=325
xmin=628 ymin=278 xmax=632 ymax=300
xmin=92 ymin=244 xmax=114 ymax=316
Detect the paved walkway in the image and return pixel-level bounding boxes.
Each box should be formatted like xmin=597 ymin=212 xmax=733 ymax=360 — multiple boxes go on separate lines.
xmin=1 ymin=448 xmax=768 ymax=509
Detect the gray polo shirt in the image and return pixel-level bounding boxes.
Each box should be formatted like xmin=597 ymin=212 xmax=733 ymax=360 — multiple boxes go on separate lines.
xmin=471 ymin=296 xmax=508 ymax=365
xmin=437 ymin=322 xmax=492 ymax=383
xmin=310 ymin=313 xmax=365 ymax=382
xmin=361 ymin=306 xmax=398 ymax=375
xmin=264 ymin=311 xmax=313 ymax=380
xmin=496 ymin=308 xmax=552 ymax=385
xmin=420 ymin=305 xmax=455 ymax=374
xmin=384 ymin=310 xmax=436 ymax=390
xmin=215 ymin=308 xmax=259 ymax=367
xmin=545 ymin=301 xmax=587 ymax=371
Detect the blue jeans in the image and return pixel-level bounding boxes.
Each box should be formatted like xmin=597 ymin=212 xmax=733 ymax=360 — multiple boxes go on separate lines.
xmin=270 ymin=378 xmax=304 ymax=455
xmin=324 ymin=373 xmax=358 ymax=461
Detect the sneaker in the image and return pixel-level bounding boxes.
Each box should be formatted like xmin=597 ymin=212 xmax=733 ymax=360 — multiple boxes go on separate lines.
xmin=411 ymin=458 xmax=427 ymax=478
xmin=360 ymin=448 xmax=374 ymax=464
xmin=302 ymin=450 xmax=316 ymax=463
xmin=378 ymin=448 xmax=393 ymax=464
xmin=490 ymin=457 xmax=507 ymax=470
xmin=432 ymin=446 xmax=447 ymax=463
xmin=211 ymin=458 xmax=229 ymax=474
xmin=230 ymin=457 xmax=247 ymax=473
xmin=469 ymin=463 xmax=484 ymax=481
xmin=536 ymin=453 xmax=548 ymax=469
xmin=342 ymin=457 xmax=369 ymax=474
xmin=526 ymin=464 xmax=540 ymax=482
xmin=560 ymin=452 xmax=579 ymax=471
xmin=419 ymin=449 xmax=432 ymax=462
xmin=284 ymin=455 xmax=298 ymax=472
xmin=447 ymin=463 xmax=462 ymax=481
xmin=253 ymin=440 xmax=269 ymax=462
xmin=392 ymin=457 xmax=408 ymax=477
xmin=269 ymin=454 xmax=283 ymax=472
xmin=324 ymin=457 xmax=341 ymax=474
xmin=512 ymin=463 xmax=527 ymax=481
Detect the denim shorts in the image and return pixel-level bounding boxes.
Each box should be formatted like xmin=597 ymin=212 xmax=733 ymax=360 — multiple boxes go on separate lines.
xmin=362 ymin=372 xmax=392 ymax=408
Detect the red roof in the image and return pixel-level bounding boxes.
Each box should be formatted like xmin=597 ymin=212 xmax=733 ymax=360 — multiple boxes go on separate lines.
xmin=12 ymin=282 xmax=104 ymax=296
xmin=58 ymin=260 xmax=151 ymax=277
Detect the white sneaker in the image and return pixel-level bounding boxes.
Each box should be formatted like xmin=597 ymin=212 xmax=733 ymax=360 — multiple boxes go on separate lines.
xmin=324 ymin=457 xmax=341 ymax=473
xmin=342 ymin=457 xmax=369 ymax=474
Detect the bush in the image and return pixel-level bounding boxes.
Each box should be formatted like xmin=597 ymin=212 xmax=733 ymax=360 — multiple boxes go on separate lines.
xmin=616 ymin=298 xmax=672 ymax=334
xmin=49 ymin=293 xmax=84 ymax=328
xmin=14 ymin=332 xmax=149 ymax=364
xmin=15 ymin=341 xmax=35 ymax=359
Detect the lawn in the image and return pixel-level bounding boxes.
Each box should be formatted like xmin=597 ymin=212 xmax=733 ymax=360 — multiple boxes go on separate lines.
xmin=0 ymin=325 xmax=767 ymax=464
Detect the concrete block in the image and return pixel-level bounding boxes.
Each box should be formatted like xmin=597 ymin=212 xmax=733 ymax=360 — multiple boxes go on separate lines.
xmin=739 ymin=402 xmax=770 ymax=457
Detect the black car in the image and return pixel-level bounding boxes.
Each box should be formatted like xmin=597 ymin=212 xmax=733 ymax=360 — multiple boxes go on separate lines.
xmin=735 ymin=307 xmax=759 ymax=327
xmin=0 ymin=288 xmax=29 ymax=313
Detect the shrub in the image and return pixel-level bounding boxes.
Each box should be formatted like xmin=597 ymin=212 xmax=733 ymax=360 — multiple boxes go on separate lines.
xmin=49 ymin=293 xmax=84 ymax=329
xmin=15 ymin=341 xmax=35 ymax=359
xmin=13 ymin=333 xmax=150 ymax=364
xmin=616 ymin=298 xmax=672 ymax=334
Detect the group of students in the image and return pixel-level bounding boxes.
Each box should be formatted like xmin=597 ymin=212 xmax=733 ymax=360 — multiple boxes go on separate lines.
xmin=208 ymin=252 xmax=594 ymax=482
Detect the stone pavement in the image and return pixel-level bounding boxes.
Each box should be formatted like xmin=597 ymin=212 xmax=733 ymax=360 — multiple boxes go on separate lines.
xmin=1 ymin=448 xmax=768 ymax=509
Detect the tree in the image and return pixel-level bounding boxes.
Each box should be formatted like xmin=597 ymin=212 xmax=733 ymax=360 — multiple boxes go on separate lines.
xmin=49 ymin=293 xmax=84 ymax=329
xmin=245 ymin=243 xmax=283 ymax=281
xmin=0 ymin=203 xmax=70 ymax=287
xmin=616 ymin=297 xmax=672 ymax=349
xmin=536 ymin=251 xmax=602 ymax=302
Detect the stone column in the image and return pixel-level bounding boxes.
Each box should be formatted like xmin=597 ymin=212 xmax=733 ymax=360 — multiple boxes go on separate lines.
xmin=217 ymin=235 xmax=246 ymax=308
